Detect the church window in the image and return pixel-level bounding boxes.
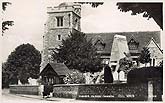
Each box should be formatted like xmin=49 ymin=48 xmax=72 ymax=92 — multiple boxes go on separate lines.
xmin=153 ymin=58 xmax=155 ymax=66
xmin=128 ymin=39 xmax=139 ymax=50
xmin=57 ymin=35 xmax=62 ymax=41
xmin=56 ymin=16 xmax=63 ymax=27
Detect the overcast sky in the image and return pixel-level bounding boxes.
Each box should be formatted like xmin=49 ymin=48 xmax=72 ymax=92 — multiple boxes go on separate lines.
xmin=2 ymin=0 xmax=161 ymax=62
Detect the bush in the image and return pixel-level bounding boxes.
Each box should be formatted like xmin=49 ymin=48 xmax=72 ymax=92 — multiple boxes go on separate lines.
xmin=63 ymin=69 xmax=86 ymax=84
xmin=127 ymin=66 xmax=163 ymax=84
xmin=104 ymin=65 xmax=113 ymax=83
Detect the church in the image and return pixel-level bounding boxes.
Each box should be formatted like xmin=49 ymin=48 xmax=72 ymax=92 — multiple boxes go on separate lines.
xmin=40 ymin=2 xmax=162 ymax=84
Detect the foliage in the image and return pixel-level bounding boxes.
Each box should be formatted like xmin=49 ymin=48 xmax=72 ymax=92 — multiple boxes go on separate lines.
xmin=2 ymin=2 xmax=11 ymax=11
xmin=2 ymin=21 xmax=14 ymax=34
xmin=5 ymin=43 xmax=41 ymax=84
xmin=63 ymin=69 xmax=86 ymax=84
xmin=117 ymin=3 xmax=163 ymax=30
xmin=2 ymin=2 xmax=14 ymax=35
xmin=118 ymin=53 xmax=133 ymax=73
xmin=138 ymin=47 xmax=151 ymax=67
xmin=53 ymin=31 xmax=102 ymax=73
xmin=127 ymin=66 xmax=163 ymax=84
xmin=74 ymin=2 xmax=104 ymax=8
xmin=2 ymin=62 xmax=10 ymax=88
xmin=104 ymin=65 xmax=113 ymax=83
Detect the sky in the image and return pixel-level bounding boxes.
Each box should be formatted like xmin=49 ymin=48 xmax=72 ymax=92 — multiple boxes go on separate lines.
xmin=1 ymin=0 xmax=161 ymax=62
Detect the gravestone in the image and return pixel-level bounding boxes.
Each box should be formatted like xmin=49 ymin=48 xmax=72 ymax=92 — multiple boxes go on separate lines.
xmin=119 ymin=71 xmax=125 ymax=81
xmin=113 ymin=71 xmax=118 ymax=81
xmin=110 ymin=35 xmax=129 ymax=81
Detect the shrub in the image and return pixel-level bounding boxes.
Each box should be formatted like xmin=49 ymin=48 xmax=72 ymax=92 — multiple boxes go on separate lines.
xmin=63 ymin=69 xmax=86 ymax=84
xmin=127 ymin=66 xmax=163 ymax=84
xmin=104 ymin=65 xmax=113 ymax=83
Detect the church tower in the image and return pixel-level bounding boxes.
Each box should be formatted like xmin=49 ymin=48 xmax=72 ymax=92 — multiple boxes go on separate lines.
xmin=41 ymin=2 xmax=81 ymax=71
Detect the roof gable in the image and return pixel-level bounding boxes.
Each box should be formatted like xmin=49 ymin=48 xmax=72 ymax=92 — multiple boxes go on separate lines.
xmin=146 ymin=38 xmax=163 ymax=54
xmin=86 ymin=31 xmax=160 ymax=54
xmin=40 ymin=63 xmax=70 ymax=76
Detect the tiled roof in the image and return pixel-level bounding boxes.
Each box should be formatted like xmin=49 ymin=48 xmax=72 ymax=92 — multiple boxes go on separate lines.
xmin=86 ymin=31 xmax=160 ymax=54
xmin=40 ymin=63 xmax=70 ymax=76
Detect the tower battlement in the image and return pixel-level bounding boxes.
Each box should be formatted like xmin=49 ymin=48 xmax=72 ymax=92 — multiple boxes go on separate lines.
xmin=47 ymin=3 xmax=81 ymax=17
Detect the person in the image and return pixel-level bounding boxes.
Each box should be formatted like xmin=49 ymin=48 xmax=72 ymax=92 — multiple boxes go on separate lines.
xmin=43 ymin=82 xmax=54 ymax=98
xmin=43 ymin=83 xmax=49 ymax=98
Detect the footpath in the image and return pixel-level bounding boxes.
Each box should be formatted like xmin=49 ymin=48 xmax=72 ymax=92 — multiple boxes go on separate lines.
xmin=2 ymin=89 xmax=74 ymax=102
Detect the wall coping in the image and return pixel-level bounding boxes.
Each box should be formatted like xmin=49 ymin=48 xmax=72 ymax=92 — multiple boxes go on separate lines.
xmin=52 ymin=82 xmax=131 ymax=87
xmin=9 ymin=85 xmax=39 ymax=87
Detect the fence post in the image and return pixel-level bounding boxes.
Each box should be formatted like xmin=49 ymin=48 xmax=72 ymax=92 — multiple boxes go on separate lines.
xmin=148 ymin=80 xmax=153 ymax=101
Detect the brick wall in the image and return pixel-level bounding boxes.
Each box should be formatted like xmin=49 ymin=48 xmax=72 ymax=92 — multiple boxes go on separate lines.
xmin=9 ymin=85 xmax=39 ymax=95
xmin=53 ymin=84 xmax=79 ymax=98
xmin=77 ymin=83 xmax=148 ymax=101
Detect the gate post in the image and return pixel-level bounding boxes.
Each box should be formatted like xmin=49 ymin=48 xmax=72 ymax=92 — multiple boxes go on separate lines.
xmin=148 ymin=80 xmax=153 ymax=101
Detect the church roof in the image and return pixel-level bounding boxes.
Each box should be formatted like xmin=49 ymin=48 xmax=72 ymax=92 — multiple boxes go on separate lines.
xmin=40 ymin=63 xmax=70 ymax=76
xmin=86 ymin=31 xmax=160 ymax=54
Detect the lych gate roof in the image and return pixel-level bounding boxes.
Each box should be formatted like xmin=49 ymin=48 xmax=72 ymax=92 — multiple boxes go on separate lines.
xmin=86 ymin=31 xmax=160 ymax=54
xmin=40 ymin=63 xmax=70 ymax=76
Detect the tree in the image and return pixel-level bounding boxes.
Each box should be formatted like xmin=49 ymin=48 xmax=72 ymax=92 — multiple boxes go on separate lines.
xmin=74 ymin=2 xmax=104 ymax=8
xmin=2 ymin=62 xmax=10 ymax=88
xmin=5 ymin=43 xmax=41 ymax=84
xmin=2 ymin=2 xmax=14 ymax=36
xmin=138 ymin=47 xmax=151 ymax=67
xmin=53 ymin=31 xmax=102 ymax=73
xmin=117 ymin=3 xmax=163 ymax=30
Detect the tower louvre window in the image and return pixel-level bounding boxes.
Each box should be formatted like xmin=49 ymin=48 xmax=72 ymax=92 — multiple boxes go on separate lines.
xmin=56 ymin=16 xmax=63 ymax=27
xmin=57 ymin=35 xmax=62 ymax=41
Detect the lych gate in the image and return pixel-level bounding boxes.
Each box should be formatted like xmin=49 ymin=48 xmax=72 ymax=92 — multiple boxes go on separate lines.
xmin=40 ymin=63 xmax=70 ymax=85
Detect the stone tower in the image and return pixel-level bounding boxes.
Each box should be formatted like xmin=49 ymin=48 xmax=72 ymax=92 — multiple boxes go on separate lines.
xmin=41 ymin=2 xmax=81 ymax=71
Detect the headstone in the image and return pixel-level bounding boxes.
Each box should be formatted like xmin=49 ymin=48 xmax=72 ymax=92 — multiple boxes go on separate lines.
xmin=18 ymin=80 xmax=22 ymax=85
xmin=119 ymin=71 xmax=125 ymax=81
xmin=113 ymin=71 xmax=118 ymax=81
xmin=84 ymin=72 xmax=93 ymax=84
xmin=28 ymin=77 xmax=38 ymax=85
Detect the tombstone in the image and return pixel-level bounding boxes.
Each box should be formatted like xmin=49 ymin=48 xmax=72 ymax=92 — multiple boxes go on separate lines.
xmin=84 ymin=72 xmax=92 ymax=84
xmin=113 ymin=71 xmax=118 ymax=81
xmin=110 ymin=35 xmax=129 ymax=81
xmin=119 ymin=71 xmax=125 ymax=81
xmin=28 ymin=77 xmax=37 ymax=85
xmin=18 ymin=80 xmax=22 ymax=85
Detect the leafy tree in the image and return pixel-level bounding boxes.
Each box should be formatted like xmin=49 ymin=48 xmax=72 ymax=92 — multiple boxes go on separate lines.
xmin=74 ymin=2 xmax=104 ymax=8
xmin=5 ymin=43 xmax=41 ymax=84
xmin=138 ymin=47 xmax=151 ymax=67
xmin=53 ymin=31 xmax=102 ymax=73
xmin=2 ymin=2 xmax=14 ymax=35
xmin=2 ymin=62 xmax=10 ymax=88
xmin=117 ymin=3 xmax=163 ymax=30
